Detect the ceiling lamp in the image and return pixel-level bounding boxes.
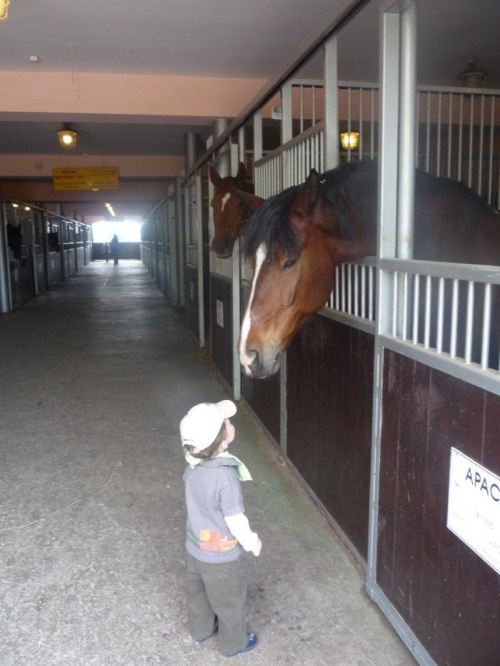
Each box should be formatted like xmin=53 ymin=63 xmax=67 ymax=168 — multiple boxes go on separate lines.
xmin=58 ymin=124 xmax=78 ymax=150
xmin=458 ymin=54 xmax=487 ymax=88
xmin=340 ymin=132 xmax=360 ymax=150
xmin=0 ymin=0 xmax=10 ymax=22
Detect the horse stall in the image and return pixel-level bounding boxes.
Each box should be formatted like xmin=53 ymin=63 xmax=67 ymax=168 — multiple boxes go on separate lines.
xmin=139 ymin=1 xmax=500 ymax=663
xmin=0 ymin=196 xmax=92 ymax=312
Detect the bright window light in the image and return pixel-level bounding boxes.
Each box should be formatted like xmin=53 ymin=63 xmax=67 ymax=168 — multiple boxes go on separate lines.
xmin=92 ymin=221 xmax=141 ymax=243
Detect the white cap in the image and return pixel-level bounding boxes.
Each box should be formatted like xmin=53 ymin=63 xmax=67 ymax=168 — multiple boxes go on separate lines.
xmin=180 ymin=400 xmax=237 ymax=453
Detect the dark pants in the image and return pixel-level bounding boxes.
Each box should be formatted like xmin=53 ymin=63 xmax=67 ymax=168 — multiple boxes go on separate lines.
xmin=186 ymin=553 xmax=248 ymax=656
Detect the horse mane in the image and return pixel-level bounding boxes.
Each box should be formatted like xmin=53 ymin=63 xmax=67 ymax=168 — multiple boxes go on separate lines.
xmin=241 ymin=160 xmax=374 ymax=260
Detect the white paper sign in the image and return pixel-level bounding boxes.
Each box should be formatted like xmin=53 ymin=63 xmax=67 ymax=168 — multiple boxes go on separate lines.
xmin=216 ymin=300 xmax=224 ymax=328
xmin=447 ymin=448 xmax=500 ymax=574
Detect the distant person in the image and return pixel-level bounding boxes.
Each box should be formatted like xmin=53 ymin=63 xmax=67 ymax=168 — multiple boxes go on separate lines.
xmin=110 ymin=235 xmax=119 ymax=265
xmin=102 ymin=242 xmax=110 ymax=263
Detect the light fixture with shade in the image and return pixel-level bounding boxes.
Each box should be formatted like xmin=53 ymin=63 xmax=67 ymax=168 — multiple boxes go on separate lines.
xmin=340 ymin=132 xmax=360 ymax=150
xmin=58 ymin=124 xmax=78 ymax=150
xmin=0 ymin=0 xmax=10 ymax=22
xmin=458 ymin=54 xmax=487 ymax=88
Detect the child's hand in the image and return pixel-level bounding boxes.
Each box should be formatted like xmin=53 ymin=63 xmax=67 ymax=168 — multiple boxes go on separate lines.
xmin=252 ymin=537 xmax=262 ymax=557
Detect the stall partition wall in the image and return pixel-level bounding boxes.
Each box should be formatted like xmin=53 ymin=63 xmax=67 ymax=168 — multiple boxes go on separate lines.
xmin=184 ymin=175 xmax=205 ymax=346
xmin=378 ymin=351 xmax=500 ymax=666
xmin=1 ymin=198 xmax=91 ymax=312
xmin=140 ymin=182 xmax=182 ymax=311
xmin=366 ymin=3 xmax=500 ymax=664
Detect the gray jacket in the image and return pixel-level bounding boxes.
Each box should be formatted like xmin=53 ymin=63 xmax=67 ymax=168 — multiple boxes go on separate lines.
xmin=184 ymin=456 xmax=245 ymax=563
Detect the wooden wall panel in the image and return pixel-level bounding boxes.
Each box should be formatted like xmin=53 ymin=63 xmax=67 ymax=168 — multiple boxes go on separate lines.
xmin=210 ymin=275 xmax=233 ymax=388
xmin=378 ymin=350 xmax=500 ymax=666
xmin=287 ymin=315 xmax=374 ymax=560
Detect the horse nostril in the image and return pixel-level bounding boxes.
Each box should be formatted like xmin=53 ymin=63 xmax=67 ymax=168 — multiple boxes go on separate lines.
xmin=248 ymin=349 xmax=260 ymax=371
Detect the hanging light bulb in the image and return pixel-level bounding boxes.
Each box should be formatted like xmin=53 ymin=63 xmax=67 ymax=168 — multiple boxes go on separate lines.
xmin=340 ymin=132 xmax=360 ymax=150
xmin=58 ymin=123 xmax=78 ymax=150
xmin=457 ymin=54 xmax=487 ymax=89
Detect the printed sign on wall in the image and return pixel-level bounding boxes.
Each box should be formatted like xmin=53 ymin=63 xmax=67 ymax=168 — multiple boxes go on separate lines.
xmin=53 ymin=167 xmax=119 ymax=191
xmin=447 ymin=448 xmax=500 ymax=574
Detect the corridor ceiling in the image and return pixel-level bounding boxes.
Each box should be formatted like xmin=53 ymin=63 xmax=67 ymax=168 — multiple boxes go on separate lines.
xmin=0 ymin=0 xmax=498 ymax=160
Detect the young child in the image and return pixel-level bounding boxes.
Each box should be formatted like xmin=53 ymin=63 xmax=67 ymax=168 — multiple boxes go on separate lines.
xmin=180 ymin=400 xmax=262 ymax=657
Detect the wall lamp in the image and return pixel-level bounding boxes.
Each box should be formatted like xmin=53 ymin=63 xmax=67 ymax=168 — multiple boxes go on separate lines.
xmin=340 ymin=132 xmax=360 ymax=150
xmin=58 ymin=124 xmax=78 ymax=150
xmin=457 ymin=54 xmax=487 ymax=88
xmin=0 ymin=0 xmax=10 ymax=22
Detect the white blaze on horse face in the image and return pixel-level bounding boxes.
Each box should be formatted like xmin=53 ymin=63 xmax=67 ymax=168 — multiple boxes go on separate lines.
xmin=221 ymin=193 xmax=231 ymax=213
xmin=239 ymin=243 xmax=267 ymax=373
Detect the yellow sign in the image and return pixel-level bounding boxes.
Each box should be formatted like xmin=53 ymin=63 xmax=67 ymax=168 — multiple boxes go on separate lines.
xmin=53 ymin=167 xmax=119 ymax=191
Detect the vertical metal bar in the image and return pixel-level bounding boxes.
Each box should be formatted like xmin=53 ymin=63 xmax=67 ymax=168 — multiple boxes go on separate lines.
xmin=481 ymin=283 xmax=492 ymax=370
xmin=468 ymin=94 xmax=474 ymax=187
xmin=436 ymin=92 xmax=442 ymax=177
xmin=348 ymin=263 xmax=352 ymax=314
xmin=253 ymin=110 xmax=263 ymax=162
xmin=359 ymin=88 xmax=363 ymax=160
xmin=478 ymin=95 xmax=485 ymax=197
xmin=312 ymin=85 xmax=316 ymax=126
xmin=450 ymin=279 xmax=459 ymax=358
xmin=238 ymin=126 xmax=246 ymax=168
xmin=300 ymin=84 xmax=304 ymax=135
xmin=368 ymin=2 xmax=402 ymax=597
xmin=341 ymin=263 xmax=346 ymax=312
xmin=415 ymin=89 xmax=420 ymax=168
xmin=323 ymin=36 xmax=339 ymax=169
xmin=447 ymin=92 xmax=453 ymax=178
xmin=465 ymin=280 xmax=474 ymax=363
xmin=392 ymin=271 xmax=398 ymax=336
xmin=371 ymin=88 xmax=375 ymax=159
xmin=347 ymin=87 xmax=352 ymax=162
xmin=424 ymin=275 xmax=431 ymax=349
xmin=361 ymin=264 xmax=366 ymax=318
xmin=335 ymin=265 xmax=340 ymax=310
xmin=398 ymin=0 xmax=417 ymax=259
xmin=412 ymin=272 xmax=420 ymax=343
xmin=196 ymin=174 xmax=205 ymax=347
xmin=436 ymin=277 xmax=444 ymax=353
xmin=369 ymin=265 xmax=374 ymax=321
xmin=425 ymin=92 xmax=431 ymax=172
xmin=487 ymin=95 xmax=495 ymax=205
xmin=402 ymin=271 xmax=408 ymax=340
xmin=0 ymin=200 xmax=12 ymax=312
xmin=232 ymin=237 xmax=242 ymax=399
xmin=458 ymin=94 xmax=464 ymax=182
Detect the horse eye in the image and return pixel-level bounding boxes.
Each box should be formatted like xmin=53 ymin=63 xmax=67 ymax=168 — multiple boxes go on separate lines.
xmin=283 ymin=258 xmax=297 ymax=271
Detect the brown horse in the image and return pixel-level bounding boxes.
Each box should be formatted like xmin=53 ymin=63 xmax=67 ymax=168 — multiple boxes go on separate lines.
xmin=237 ymin=160 xmax=500 ymax=378
xmin=209 ymin=162 xmax=263 ymax=258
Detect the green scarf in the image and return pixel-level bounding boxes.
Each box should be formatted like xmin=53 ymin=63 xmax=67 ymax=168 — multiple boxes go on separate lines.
xmin=184 ymin=451 xmax=253 ymax=481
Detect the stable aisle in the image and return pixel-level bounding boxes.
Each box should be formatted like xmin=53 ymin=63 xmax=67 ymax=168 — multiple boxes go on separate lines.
xmin=0 ymin=260 xmax=414 ymax=665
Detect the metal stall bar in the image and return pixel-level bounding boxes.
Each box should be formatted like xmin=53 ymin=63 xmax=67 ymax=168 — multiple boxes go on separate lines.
xmin=368 ymin=1 xmax=437 ymax=665
xmin=232 ymin=141 xmax=242 ymax=400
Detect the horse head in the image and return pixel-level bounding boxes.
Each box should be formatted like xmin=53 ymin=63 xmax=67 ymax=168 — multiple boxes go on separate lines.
xmin=209 ymin=162 xmax=261 ymax=258
xmin=239 ymin=168 xmax=375 ymax=378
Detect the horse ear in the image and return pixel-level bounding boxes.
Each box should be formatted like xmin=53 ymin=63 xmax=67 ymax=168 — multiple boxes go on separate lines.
xmin=296 ymin=169 xmax=321 ymax=211
xmin=236 ymin=162 xmax=247 ymax=184
xmin=209 ymin=164 xmax=221 ymax=186
xmin=232 ymin=188 xmax=264 ymax=215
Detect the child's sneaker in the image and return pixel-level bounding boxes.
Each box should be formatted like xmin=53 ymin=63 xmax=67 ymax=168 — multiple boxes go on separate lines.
xmin=225 ymin=633 xmax=258 ymax=656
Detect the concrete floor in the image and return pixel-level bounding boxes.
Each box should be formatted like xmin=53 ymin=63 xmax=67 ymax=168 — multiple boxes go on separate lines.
xmin=0 ymin=260 xmax=415 ymax=666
